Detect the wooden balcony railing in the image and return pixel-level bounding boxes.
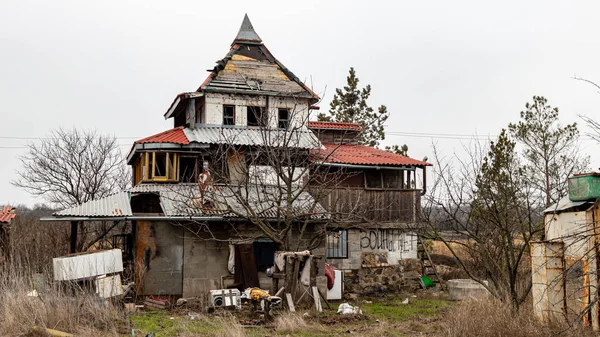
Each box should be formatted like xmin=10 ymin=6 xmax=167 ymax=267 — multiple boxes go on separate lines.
xmin=312 ymin=187 xmax=421 ymax=223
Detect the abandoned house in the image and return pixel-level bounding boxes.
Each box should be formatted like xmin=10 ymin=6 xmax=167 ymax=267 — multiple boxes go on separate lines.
xmin=42 ymin=15 xmax=431 ymax=299
xmin=308 ymin=121 xmax=431 ymax=293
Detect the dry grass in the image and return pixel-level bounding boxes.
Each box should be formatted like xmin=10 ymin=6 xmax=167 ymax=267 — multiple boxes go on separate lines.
xmin=440 ymin=298 xmax=595 ymax=337
xmin=0 ymin=267 xmax=123 ymax=337
xmin=273 ymin=312 xmax=311 ymax=332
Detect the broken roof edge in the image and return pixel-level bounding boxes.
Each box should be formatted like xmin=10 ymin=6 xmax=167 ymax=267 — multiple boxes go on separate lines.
xmin=164 ymin=92 xmax=204 ymax=119
xmin=543 ymin=196 xmax=594 ymax=214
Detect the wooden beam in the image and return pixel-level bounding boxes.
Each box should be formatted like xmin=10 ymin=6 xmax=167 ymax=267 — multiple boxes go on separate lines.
xmin=286 ymin=293 xmax=295 ymax=312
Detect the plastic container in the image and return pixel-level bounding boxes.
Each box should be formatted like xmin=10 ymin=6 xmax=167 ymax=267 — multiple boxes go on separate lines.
xmin=568 ymin=173 xmax=600 ymax=201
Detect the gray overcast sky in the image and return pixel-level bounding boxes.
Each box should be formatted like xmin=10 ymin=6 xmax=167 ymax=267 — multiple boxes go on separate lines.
xmin=1 ymin=0 xmax=600 ymax=206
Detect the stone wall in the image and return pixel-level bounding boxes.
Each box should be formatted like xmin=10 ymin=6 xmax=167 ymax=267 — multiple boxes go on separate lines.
xmin=343 ymin=258 xmax=421 ymax=295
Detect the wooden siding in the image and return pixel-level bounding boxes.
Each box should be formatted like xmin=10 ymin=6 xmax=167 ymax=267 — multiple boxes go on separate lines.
xmin=314 ymin=188 xmax=420 ymax=223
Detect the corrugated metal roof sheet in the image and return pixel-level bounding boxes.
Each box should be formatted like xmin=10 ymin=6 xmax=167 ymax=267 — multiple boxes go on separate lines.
xmin=53 ymin=183 xmax=327 ymax=220
xmin=134 ymin=127 xmax=189 ymax=145
xmin=0 ymin=206 xmax=16 ymax=223
xmin=314 ymin=144 xmax=432 ymax=167
xmin=54 ymin=192 xmax=133 ymax=217
xmin=308 ymin=121 xmax=362 ymax=131
xmin=184 ymin=125 xmax=321 ymax=149
xmin=157 ymin=183 xmax=328 ymax=219
xmin=543 ymin=196 xmax=591 ymax=214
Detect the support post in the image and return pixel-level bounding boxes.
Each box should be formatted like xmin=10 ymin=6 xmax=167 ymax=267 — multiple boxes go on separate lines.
xmin=70 ymin=221 xmax=78 ymax=254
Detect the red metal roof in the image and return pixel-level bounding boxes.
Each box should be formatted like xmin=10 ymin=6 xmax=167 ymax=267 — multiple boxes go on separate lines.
xmin=0 ymin=206 xmax=15 ymax=223
xmin=314 ymin=144 xmax=431 ymax=167
xmin=134 ymin=127 xmax=189 ymax=145
xmin=308 ymin=121 xmax=362 ymax=131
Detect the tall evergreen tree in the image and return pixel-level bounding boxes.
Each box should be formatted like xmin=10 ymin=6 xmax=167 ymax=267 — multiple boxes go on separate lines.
xmin=318 ymin=67 xmax=389 ymax=147
xmin=508 ymin=96 xmax=589 ymax=207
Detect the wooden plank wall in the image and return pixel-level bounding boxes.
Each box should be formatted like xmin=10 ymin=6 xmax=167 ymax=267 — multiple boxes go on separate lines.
xmin=314 ymin=188 xmax=419 ymax=223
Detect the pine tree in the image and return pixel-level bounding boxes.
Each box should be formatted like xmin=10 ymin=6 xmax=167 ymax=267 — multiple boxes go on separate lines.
xmin=508 ymin=96 xmax=589 ymax=207
xmin=318 ymin=67 xmax=389 ymax=147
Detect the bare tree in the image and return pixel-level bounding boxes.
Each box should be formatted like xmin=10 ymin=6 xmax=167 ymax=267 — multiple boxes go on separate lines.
xmin=13 ymin=128 xmax=130 ymax=208
xmin=424 ymin=131 xmax=543 ymax=310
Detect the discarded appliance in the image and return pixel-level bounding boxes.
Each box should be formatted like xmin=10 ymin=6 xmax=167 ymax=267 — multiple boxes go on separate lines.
xmin=210 ymin=289 xmax=241 ymax=309
xmin=53 ymin=249 xmax=123 ymax=281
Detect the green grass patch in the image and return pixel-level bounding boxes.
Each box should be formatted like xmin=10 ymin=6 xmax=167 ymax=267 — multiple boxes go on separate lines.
xmin=361 ymin=297 xmax=451 ymax=322
xmin=130 ymin=311 xmax=226 ymax=337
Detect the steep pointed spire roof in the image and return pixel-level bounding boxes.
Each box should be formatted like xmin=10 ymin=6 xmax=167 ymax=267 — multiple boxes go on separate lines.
xmin=232 ymin=14 xmax=262 ymax=45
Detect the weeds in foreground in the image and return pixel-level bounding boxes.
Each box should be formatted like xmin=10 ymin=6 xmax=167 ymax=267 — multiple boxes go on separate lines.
xmin=0 ymin=266 xmax=123 ymax=336
xmin=440 ymin=298 xmax=595 ymax=337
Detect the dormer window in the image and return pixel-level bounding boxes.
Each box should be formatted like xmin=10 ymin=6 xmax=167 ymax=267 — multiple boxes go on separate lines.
xmin=278 ymin=108 xmax=289 ymax=129
xmin=247 ymin=106 xmax=266 ymax=127
xmin=137 ymin=152 xmax=179 ymax=182
xmin=223 ymin=105 xmax=235 ymax=125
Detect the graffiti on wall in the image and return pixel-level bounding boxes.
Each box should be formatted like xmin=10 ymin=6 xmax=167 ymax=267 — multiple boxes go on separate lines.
xmin=359 ymin=229 xmax=415 ymax=253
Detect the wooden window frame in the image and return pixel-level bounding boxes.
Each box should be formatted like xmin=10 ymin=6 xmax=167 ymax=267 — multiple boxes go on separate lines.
xmin=141 ymin=152 xmax=179 ymax=182
xmin=326 ymin=229 xmax=348 ymax=259
xmin=223 ymin=105 xmax=235 ymax=126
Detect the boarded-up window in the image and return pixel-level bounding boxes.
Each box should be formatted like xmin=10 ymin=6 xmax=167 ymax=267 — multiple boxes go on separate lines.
xmin=326 ymin=230 xmax=348 ymax=258
xmin=223 ymin=105 xmax=235 ymax=125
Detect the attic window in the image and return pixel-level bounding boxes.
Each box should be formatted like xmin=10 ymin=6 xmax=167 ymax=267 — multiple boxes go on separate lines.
xmin=223 ymin=105 xmax=235 ymax=126
xmin=278 ymin=108 xmax=289 ymax=129
xmin=247 ymin=106 xmax=266 ymax=127
xmin=137 ymin=152 xmax=179 ymax=182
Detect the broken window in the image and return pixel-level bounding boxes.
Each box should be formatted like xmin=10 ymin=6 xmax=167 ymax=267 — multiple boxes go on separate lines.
xmin=253 ymin=240 xmax=277 ymax=271
xmin=247 ymin=106 xmax=266 ymax=127
xmin=223 ymin=105 xmax=235 ymax=125
xmin=278 ymin=108 xmax=289 ymax=129
xmin=382 ymin=170 xmax=402 ymax=189
xmin=154 ymin=153 xmax=167 ymax=177
xmin=326 ymin=230 xmax=348 ymax=259
xmin=136 ymin=152 xmax=178 ymax=182
xmin=365 ymin=170 xmax=382 ymax=189
xmin=179 ymin=156 xmax=200 ymax=183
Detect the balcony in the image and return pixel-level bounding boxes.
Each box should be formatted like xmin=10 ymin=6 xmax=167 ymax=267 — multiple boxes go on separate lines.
xmin=313 ymin=187 xmax=421 ymax=224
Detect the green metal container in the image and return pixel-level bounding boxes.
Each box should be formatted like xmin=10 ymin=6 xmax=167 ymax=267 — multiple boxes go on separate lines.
xmin=568 ymin=173 xmax=600 ymax=201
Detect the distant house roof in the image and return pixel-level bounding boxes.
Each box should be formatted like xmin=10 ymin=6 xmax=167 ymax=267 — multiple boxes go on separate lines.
xmin=0 ymin=207 xmax=15 ymax=223
xmin=308 ymin=121 xmax=362 ymax=131
xmin=45 ymin=183 xmax=327 ymax=221
xmin=314 ymin=144 xmax=431 ymax=168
